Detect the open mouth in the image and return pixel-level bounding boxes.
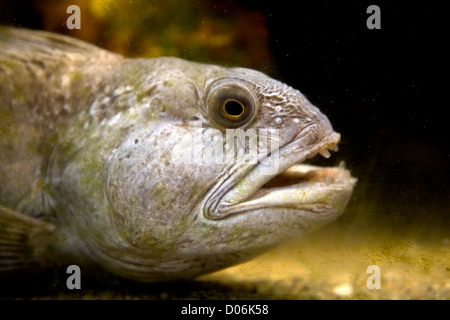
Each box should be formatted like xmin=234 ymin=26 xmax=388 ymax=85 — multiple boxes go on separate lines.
xmin=210 ymin=131 xmax=356 ymax=219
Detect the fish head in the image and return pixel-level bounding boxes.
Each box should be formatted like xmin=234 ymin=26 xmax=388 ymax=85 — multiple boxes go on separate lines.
xmin=100 ymin=58 xmax=356 ymax=280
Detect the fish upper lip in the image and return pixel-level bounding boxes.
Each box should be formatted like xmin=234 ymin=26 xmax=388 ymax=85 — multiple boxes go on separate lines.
xmin=204 ymin=127 xmax=353 ymax=220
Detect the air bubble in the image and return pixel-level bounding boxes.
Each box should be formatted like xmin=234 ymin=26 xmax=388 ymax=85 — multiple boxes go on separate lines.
xmin=275 ymin=117 xmax=282 ymax=124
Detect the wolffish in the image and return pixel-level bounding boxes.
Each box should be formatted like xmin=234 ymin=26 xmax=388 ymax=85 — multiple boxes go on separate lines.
xmin=0 ymin=27 xmax=356 ymax=282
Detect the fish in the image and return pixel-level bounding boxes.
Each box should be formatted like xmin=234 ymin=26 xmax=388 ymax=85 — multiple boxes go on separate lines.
xmin=0 ymin=27 xmax=356 ymax=282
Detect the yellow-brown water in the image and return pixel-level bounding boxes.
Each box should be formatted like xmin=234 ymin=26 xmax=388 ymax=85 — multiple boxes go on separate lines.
xmin=202 ymin=225 xmax=449 ymax=299
xmin=2 ymin=219 xmax=447 ymax=300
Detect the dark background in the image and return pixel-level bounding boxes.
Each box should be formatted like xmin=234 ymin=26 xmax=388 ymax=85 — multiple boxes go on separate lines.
xmin=1 ymin=0 xmax=448 ymax=237
xmin=255 ymin=1 xmax=448 ymax=236
xmin=249 ymin=1 xmax=448 ymax=237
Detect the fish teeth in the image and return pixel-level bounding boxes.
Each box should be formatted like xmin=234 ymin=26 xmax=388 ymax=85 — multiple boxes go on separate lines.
xmin=319 ymin=148 xmax=331 ymax=158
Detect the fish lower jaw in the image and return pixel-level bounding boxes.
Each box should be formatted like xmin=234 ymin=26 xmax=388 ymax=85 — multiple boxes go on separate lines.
xmin=209 ymin=133 xmax=356 ymax=219
xmin=216 ymin=163 xmax=355 ymax=217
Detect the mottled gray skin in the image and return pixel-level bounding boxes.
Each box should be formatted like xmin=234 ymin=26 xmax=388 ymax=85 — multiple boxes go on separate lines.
xmin=0 ymin=27 xmax=355 ymax=282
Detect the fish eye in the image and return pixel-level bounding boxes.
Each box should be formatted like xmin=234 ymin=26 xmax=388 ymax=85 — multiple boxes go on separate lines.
xmin=207 ymin=80 xmax=256 ymax=128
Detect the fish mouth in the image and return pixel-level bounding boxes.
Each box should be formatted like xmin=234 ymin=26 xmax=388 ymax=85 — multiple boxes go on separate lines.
xmin=208 ymin=129 xmax=356 ymax=219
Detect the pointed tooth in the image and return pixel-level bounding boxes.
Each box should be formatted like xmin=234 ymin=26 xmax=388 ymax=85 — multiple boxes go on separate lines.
xmin=319 ymin=148 xmax=331 ymax=158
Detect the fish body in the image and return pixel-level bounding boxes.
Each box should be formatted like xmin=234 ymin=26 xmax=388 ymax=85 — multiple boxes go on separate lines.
xmin=0 ymin=27 xmax=356 ymax=282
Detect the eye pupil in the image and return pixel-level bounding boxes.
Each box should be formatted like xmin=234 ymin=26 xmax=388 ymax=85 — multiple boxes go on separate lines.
xmin=224 ymin=100 xmax=244 ymax=117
